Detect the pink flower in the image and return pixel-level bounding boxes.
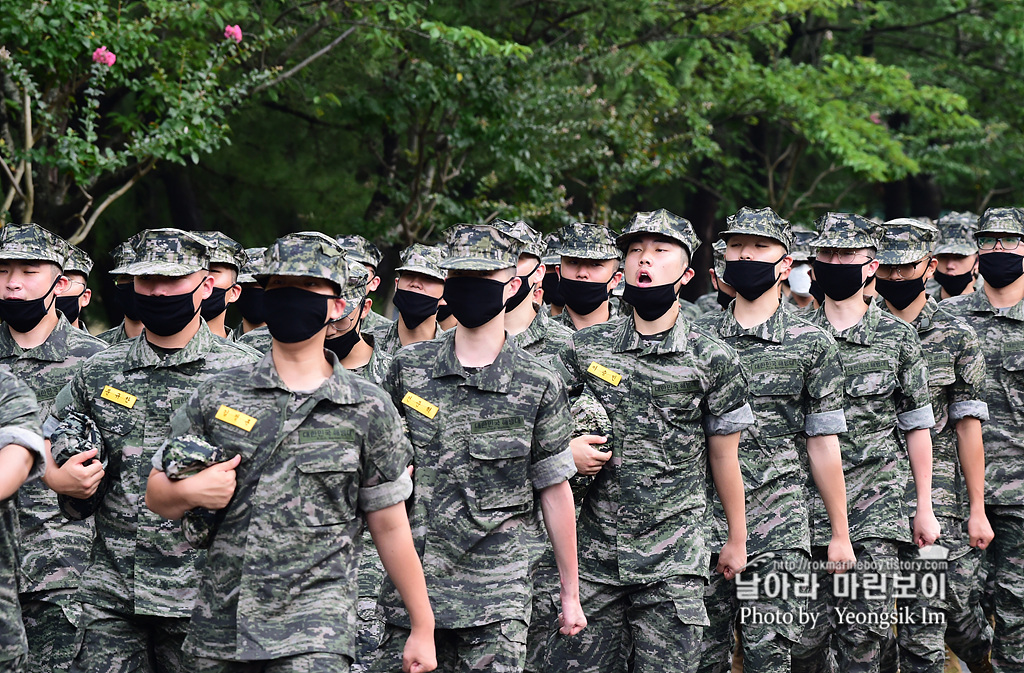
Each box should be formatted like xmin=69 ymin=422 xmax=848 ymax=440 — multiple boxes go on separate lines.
xmin=91 ymin=46 xmax=116 ymax=66
xmin=869 ymin=112 xmax=883 ymax=125
xmin=224 ymin=25 xmax=242 ymax=44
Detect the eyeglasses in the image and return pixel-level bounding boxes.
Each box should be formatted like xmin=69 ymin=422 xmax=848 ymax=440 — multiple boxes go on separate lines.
xmin=876 ymin=257 xmax=929 ymax=280
xmin=815 ymin=249 xmax=874 ymax=265
xmin=977 ymin=235 xmax=1022 ymax=251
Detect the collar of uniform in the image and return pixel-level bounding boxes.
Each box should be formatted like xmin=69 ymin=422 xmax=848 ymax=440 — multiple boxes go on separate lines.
xmin=517 ymin=310 xmax=549 ymax=349
xmin=964 ymin=288 xmax=1024 ymax=321
xmin=914 ymin=296 xmax=940 ymax=331
xmin=613 ymin=309 xmax=690 ymax=355
xmin=0 ymin=313 xmax=72 ymax=362
xmin=248 ymin=348 xmax=360 ymax=405
xmin=715 ymin=302 xmax=787 ymax=344
xmin=430 ymin=328 xmax=517 ymax=392
xmin=125 ymin=320 xmax=215 ymax=370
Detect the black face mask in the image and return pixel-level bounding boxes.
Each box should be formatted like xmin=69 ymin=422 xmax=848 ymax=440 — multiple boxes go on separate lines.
xmin=933 ymin=269 xmax=975 ymax=297
xmin=0 ymin=275 xmax=60 ymax=333
xmin=436 ymin=303 xmax=454 ymax=323
xmin=393 ymin=289 xmax=439 ymax=329
xmin=809 ymin=278 xmax=825 ymax=306
xmin=716 ymin=288 xmax=733 ymax=310
xmin=443 ymin=275 xmax=512 ymax=328
xmin=115 ymin=282 xmax=140 ymax=321
xmin=235 ymin=286 xmax=267 ymax=325
xmin=263 ymin=286 xmax=335 ymax=343
xmin=505 ymin=262 xmax=540 ymax=312
xmin=722 ymin=258 xmax=784 ymax=301
xmin=812 ymin=260 xmax=871 ymax=301
xmin=979 ymin=252 xmax=1024 ymax=289
xmin=325 ymin=299 xmax=366 ymax=359
xmin=56 ymin=291 xmax=86 ymax=323
xmin=542 ymin=272 xmax=564 ymax=307
xmin=200 ymin=286 xmax=230 ymax=321
xmin=622 ymin=272 xmax=684 ymax=321
xmin=559 ymin=277 xmax=611 ymax=316
xmin=876 ymin=277 xmax=926 ymax=311
xmin=135 ymin=279 xmax=206 ymax=337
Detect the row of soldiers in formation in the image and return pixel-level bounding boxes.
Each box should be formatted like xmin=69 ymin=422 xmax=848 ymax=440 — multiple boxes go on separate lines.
xmin=0 ymin=204 xmax=1019 ymax=673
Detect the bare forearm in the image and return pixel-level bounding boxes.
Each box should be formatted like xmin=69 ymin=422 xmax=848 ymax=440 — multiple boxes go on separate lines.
xmin=806 ymin=434 xmax=850 ymax=540
xmin=540 ymin=481 xmax=580 ymax=598
xmin=0 ymin=444 xmax=33 ymax=500
xmin=367 ymin=503 xmax=434 ymax=631
xmin=906 ymin=428 xmax=934 ymax=511
xmin=708 ymin=432 xmax=746 ymax=541
xmin=145 ymin=469 xmax=193 ymax=520
xmin=955 ymin=417 xmax=986 ymax=513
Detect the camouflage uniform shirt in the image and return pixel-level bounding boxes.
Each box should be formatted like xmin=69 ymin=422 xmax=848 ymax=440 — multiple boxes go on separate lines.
xmin=153 ymin=352 xmax=413 ymax=661
xmin=378 ymin=328 xmax=576 ymax=629
xmin=365 ymin=319 xmax=443 ymax=385
xmin=236 ymin=325 xmax=272 ymax=355
xmin=805 ymin=302 xmax=934 ymax=545
xmin=511 ymin=310 xmax=574 ymax=370
xmin=96 ymin=321 xmax=132 ymax=346
xmin=52 ymin=322 xmax=261 ymax=618
xmin=554 ymin=311 xmax=754 ymax=585
xmin=696 ymin=304 xmax=847 ymax=555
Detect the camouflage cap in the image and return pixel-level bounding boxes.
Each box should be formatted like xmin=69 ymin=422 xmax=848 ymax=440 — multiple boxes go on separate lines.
xmin=52 ymin=410 xmax=107 ymax=521
xmin=161 ymin=434 xmax=226 ymax=550
xmin=0 ymin=224 xmax=69 ymax=269
xmin=976 ymin=207 xmax=1024 ymax=237
xmin=542 ymin=233 xmax=562 ymax=266
xmin=196 ymin=231 xmax=247 ymax=272
xmin=877 ymin=218 xmax=939 ymax=265
xmin=721 ymin=206 xmax=793 ymax=252
xmin=934 ymin=212 xmax=979 ymax=256
xmin=810 ymin=212 xmax=884 ymax=251
xmin=337 ymin=234 xmax=383 ymax=270
xmin=712 ymin=239 xmax=727 ymax=276
xmin=790 ymin=229 xmax=817 ymax=262
xmin=109 ymin=233 xmax=143 ymax=275
xmin=122 ymin=229 xmax=213 ymax=276
xmin=396 ymin=243 xmax=446 ymax=281
xmin=338 ymin=259 xmax=370 ymax=320
xmin=63 ymin=243 xmax=94 ymax=276
xmin=237 ymin=247 xmax=266 ymax=284
xmin=616 ymin=210 xmax=700 ymax=259
xmin=491 ymin=219 xmax=545 ymax=260
xmin=257 ymin=231 xmax=349 ymax=289
xmin=440 ymin=224 xmax=523 ymax=271
xmin=556 ymin=222 xmax=621 ymax=261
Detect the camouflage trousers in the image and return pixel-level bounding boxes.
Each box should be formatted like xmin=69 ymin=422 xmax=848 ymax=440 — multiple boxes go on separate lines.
xmin=792 ymin=538 xmax=899 ymax=673
xmin=988 ymin=508 xmax=1024 ymax=673
xmin=20 ymin=590 xmax=80 ymax=673
xmin=698 ymin=550 xmax=810 ymax=673
xmin=547 ymin=575 xmax=705 ymax=673
xmin=524 ymin=562 xmax=559 ymax=673
xmin=894 ymin=519 xmax=992 ymax=673
xmin=68 ymin=603 xmax=191 ymax=673
xmin=353 ymin=537 xmax=386 ymax=673
xmin=370 ymin=619 xmax=528 ymax=673
xmin=0 ymin=654 xmax=26 ymax=672
xmin=194 ymin=653 xmax=351 ymax=673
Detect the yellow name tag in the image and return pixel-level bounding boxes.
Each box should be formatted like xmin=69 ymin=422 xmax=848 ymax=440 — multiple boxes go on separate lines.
xmin=587 ymin=362 xmax=622 ymax=386
xmin=100 ymin=385 xmax=137 ymax=409
xmin=402 ymin=392 xmax=439 ymax=419
xmin=215 ymin=405 xmax=257 ymax=432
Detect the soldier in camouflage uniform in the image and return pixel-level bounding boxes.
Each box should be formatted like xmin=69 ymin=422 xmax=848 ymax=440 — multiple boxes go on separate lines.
xmin=792 ymin=212 xmax=938 ymax=673
xmin=51 ymin=229 xmax=261 ymax=673
xmin=364 ymin=244 xmax=446 ymax=384
xmin=784 ymin=229 xmax=817 ymax=311
xmin=146 ymin=232 xmax=435 ymax=673
xmin=371 ymin=224 xmax=584 ymax=673
xmin=872 ymin=218 xmax=994 ymax=672
xmin=694 ymin=207 xmax=853 ymax=673
xmin=97 ymin=236 xmax=145 ymax=346
xmin=552 ymin=222 xmax=624 ymax=331
xmin=0 ymin=367 xmax=45 ymax=673
xmin=0 ymin=225 xmax=107 ymax=673
xmin=694 ymin=239 xmax=734 ymax=315
xmin=56 ymin=244 xmax=94 ymax=332
xmin=230 ymin=247 xmax=268 ymax=340
xmin=931 ymin=212 xmax=981 ymax=301
xmin=550 ymin=209 xmax=754 ymax=673
xmin=541 ymin=233 xmax=566 ymax=316
xmin=338 ymin=234 xmax=391 ymax=334
xmin=195 ymin=231 xmax=247 ymax=340
xmin=325 ymin=260 xmax=375 ymax=375
xmin=941 ymin=207 xmax=1024 ymax=673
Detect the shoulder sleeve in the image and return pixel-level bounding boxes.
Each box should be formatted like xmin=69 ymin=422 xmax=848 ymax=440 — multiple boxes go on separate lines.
xmin=803 ymin=333 xmax=848 ymax=436
xmin=895 ymin=325 xmax=936 ymax=431
xmin=529 ymin=372 xmax=576 ymax=490
xmin=0 ymin=370 xmax=45 ymax=483
xmin=701 ymin=336 xmax=754 ymax=435
xmin=358 ymin=390 xmax=415 ymax=513
xmin=949 ymin=320 xmax=989 ymax=423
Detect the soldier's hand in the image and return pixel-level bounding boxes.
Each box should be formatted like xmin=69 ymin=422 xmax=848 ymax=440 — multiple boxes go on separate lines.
xmin=45 ymin=448 xmax=105 ymax=499
xmin=558 ymin=592 xmax=587 ymax=636
xmin=186 ymin=455 xmax=241 ymax=510
xmin=968 ymin=510 xmax=994 ymax=550
xmin=570 ymin=435 xmax=611 ymax=476
xmin=716 ymin=539 xmax=746 ymax=581
xmin=826 ymin=536 xmax=856 ymax=574
xmin=912 ymin=508 xmax=941 ymax=548
xmin=402 ymin=625 xmax=437 ymax=673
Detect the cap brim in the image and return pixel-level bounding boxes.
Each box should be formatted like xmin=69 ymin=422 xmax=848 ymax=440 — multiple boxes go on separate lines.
xmin=121 ymin=261 xmax=205 ymax=276
xmin=876 ymin=249 xmax=930 ymax=265
xmin=933 ymin=244 xmax=977 ymax=256
xmin=810 ymin=234 xmax=874 ymax=249
xmin=438 ymin=257 xmax=514 ymax=271
xmin=395 ymin=264 xmax=446 ymax=281
xmin=557 ymin=246 xmax=620 ymax=260
xmin=720 ymin=227 xmax=789 ymax=250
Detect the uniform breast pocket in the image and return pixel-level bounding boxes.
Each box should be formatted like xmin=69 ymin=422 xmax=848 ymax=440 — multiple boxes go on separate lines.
xmin=748 ymin=372 xmax=805 ymax=438
xmin=94 ymin=402 xmax=138 ymax=437
xmin=845 ymin=369 xmax=896 ymax=399
xmin=295 ymin=449 xmax=360 ymax=527
xmin=652 ymin=382 xmax=703 ymax=429
xmin=405 ymin=412 xmax=438 ymax=449
xmin=468 ymin=438 xmax=532 ymax=511
xmin=1001 ymin=349 xmax=1024 ymax=416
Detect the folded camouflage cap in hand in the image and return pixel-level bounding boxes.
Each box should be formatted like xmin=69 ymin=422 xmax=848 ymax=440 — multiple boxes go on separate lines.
xmin=161 ymin=434 xmax=227 ymax=550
